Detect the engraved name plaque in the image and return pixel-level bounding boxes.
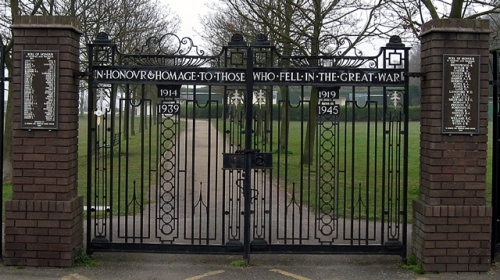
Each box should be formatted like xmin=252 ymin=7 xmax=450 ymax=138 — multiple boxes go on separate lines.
xmin=21 ymin=50 xmax=59 ymax=129
xmin=442 ymin=54 xmax=480 ymax=134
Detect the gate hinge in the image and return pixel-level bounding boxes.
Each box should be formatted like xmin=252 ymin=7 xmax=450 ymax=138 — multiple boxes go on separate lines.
xmin=407 ymin=72 xmax=425 ymax=80
xmin=74 ymin=71 xmax=90 ymax=78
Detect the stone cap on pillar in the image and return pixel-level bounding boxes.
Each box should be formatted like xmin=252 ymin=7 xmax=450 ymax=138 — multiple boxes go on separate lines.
xmin=420 ymin=18 xmax=490 ymax=37
xmin=12 ymin=15 xmax=82 ymax=34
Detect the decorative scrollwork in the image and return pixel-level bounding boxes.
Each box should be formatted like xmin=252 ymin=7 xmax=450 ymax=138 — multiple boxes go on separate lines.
xmin=230 ymin=90 xmax=244 ymax=108
xmin=284 ymin=37 xmax=397 ymax=68
xmin=390 ymin=91 xmax=403 ymax=108
xmin=254 ymin=89 xmax=266 ymax=108
xmin=137 ymin=33 xmax=205 ymax=56
xmin=287 ymin=56 xmax=378 ymax=68
xmin=332 ymin=37 xmax=361 ymax=56
xmin=122 ymin=55 xmax=217 ymax=67
xmin=120 ymin=34 xmax=217 ymax=67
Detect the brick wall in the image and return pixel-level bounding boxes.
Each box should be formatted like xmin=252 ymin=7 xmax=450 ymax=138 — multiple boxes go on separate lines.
xmin=413 ymin=19 xmax=492 ymax=272
xmin=4 ymin=16 xmax=83 ymax=267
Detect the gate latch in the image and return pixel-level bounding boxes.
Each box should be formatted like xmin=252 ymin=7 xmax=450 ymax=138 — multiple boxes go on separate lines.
xmin=223 ymin=150 xmax=272 ymax=170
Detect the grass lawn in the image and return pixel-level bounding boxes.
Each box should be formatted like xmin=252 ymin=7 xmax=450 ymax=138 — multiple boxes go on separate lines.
xmin=1 ymin=119 xmax=495 ymax=223
xmin=2 ymin=182 xmax=12 ymax=220
xmin=78 ymin=115 xmax=176 ymax=216
xmin=270 ymin=121 xmax=421 ymax=222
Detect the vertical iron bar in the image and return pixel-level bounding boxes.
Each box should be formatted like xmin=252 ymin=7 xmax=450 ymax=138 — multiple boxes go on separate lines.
xmin=109 ymin=84 xmax=116 ymax=243
xmin=222 ymin=85 xmax=228 ymax=245
xmin=350 ymin=95 xmax=356 ymax=245
xmin=182 ymin=100 xmax=189 ymax=240
xmin=140 ymin=84 xmax=145 ymax=242
xmin=284 ymin=89 xmax=290 ymax=244
xmin=86 ymin=44 xmax=95 ymax=254
xmin=365 ymin=87 xmax=372 ymax=245
xmin=494 ymin=52 xmax=499 ymax=260
xmin=402 ymin=46 xmax=410 ymax=261
xmin=381 ymin=84 xmax=387 ymax=246
xmin=276 ymin=100 xmax=282 ymax=243
xmin=342 ymin=96 xmax=349 ymax=241
xmin=0 ymin=35 xmax=4 ymax=260
xmin=124 ymin=84 xmax=131 ymax=242
xmin=206 ymin=87 xmax=212 ymax=244
xmin=191 ymin=100 xmax=196 ymax=244
xmin=243 ymin=45 xmax=253 ymax=261
xmin=300 ymin=85 xmax=305 ymax=244
xmin=382 ymin=53 xmax=389 ymax=248
xmin=147 ymin=96 xmax=152 ymax=239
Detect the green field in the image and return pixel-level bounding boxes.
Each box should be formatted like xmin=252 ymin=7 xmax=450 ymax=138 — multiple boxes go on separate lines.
xmin=1 ymin=118 xmax=495 ymax=223
xmin=269 ymin=121 xmax=421 ymax=221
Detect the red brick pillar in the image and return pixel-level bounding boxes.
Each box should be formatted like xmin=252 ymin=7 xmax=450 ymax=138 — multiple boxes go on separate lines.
xmin=413 ymin=19 xmax=492 ymax=272
xmin=4 ymin=16 xmax=83 ymax=267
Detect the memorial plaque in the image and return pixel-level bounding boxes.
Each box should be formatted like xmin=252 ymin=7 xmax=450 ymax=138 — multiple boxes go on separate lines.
xmin=442 ymin=54 xmax=480 ymax=134
xmin=21 ymin=50 xmax=59 ymax=129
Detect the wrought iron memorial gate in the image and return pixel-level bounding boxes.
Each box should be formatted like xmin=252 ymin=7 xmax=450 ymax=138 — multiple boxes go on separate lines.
xmin=86 ymin=33 xmax=409 ymax=260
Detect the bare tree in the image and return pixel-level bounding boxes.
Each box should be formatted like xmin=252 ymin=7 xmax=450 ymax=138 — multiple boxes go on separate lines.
xmin=199 ymin=2 xmax=261 ymax=53
xmin=202 ymin=0 xmax=399 ymax=164
xmin=75 ymin=0 xmax=180 ymax=135
xmin=0 ymin=0 xmax=180 ymax=180
xmin=385 ymin=0 xmax=500 ymax=41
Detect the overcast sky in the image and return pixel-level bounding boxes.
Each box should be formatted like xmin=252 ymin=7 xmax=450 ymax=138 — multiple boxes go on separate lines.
xmin=163 ymin=0 xmax=210 ymax=43
xmin=160 ymin=0 xmax=399 ymax=54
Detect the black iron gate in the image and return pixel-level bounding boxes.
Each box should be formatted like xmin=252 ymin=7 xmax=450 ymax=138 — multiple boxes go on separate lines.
xmin=492 ymin=51 xmax=500 ymax=260
xmin=86 ymin=33 xmax=409 ymax=259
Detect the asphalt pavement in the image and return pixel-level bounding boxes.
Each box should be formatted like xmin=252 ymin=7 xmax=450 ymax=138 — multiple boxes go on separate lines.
xmin=0 ymin=252 xmax=498 ymax=280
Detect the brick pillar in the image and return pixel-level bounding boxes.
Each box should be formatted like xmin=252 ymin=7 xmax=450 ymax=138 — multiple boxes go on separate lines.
xmin=4 ymin=16 xmax=83 ymax=267
xmin=413 ymin=19 xmax=492 ymax=272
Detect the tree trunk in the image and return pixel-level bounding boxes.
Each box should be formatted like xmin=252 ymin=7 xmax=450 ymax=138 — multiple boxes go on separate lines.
xmin=279 ymin=85 xmax=289 ymax=152
xmin=302 ymin=0 xmax=323 ymax=165
xmin=449 ymin=0 xmax=464 ymax=18
xmin=278 ymin=0 xmax=293 ymax=152
xmin=302 ymin=86 xmax=317 ymax=165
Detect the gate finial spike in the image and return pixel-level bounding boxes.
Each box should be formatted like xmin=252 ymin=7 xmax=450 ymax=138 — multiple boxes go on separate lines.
xmin=228 ymin=34 xmax=247 ymax=47
xmin=251 ymin=34 xmax=270 ymax=47
xmin=94 ymin=32 xmax=112 ymax=44
xmin=386 ymin=35 xmax=404 ymax=47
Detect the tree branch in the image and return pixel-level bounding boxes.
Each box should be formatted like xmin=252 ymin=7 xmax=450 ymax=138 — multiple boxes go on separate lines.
xmin=420 ymin=0 xmax=440 ymax=19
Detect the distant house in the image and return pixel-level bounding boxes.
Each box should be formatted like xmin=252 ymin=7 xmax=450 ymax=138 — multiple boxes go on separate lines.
xmin=347 ymin=93 xmax=389 ymax=106
xmin=178 ymin=86 xmax=223 ymax=104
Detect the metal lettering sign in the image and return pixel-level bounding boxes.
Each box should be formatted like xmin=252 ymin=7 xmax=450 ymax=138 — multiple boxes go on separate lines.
xmin=21 ymin=50 xmax=59 ymax=129
xmin=93 ymin=67 xmax=404 ymax=86
xmin=317 ymin=86 xmax=340 ymax=99
xmin=158 ymin=103 xmax=180 ymax=115
xmin=442 ymin=54 xmax=480 ymax=134
xmin=318 ymin=104 xmax=340 ymax=115
xmin=157 ymin=84 xmax=181 ymax=98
